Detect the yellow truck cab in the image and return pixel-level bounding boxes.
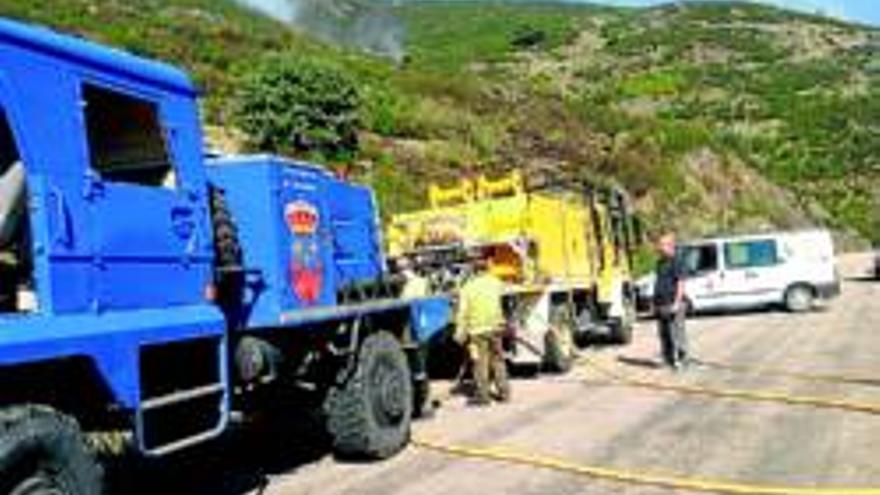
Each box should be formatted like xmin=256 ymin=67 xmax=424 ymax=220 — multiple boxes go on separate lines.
xmin=388 ymin=172 xmax=639 ymax=372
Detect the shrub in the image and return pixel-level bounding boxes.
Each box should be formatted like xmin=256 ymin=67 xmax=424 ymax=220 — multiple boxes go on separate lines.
xmin=234 ymin=55 xmax=361 ymax=159
xmin=619 ymin=69 xmax=688 ymax=98
xmin=360 ymin=83 xmax=405 ymax=136
xmin=511 ymin=25 xmax=548 ymax=50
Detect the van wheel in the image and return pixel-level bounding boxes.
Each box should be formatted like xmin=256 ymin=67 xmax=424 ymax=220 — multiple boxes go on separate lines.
xmin=325 ymin=332 xmax=413 ymax=460
xmin=784 ymin=285 xmax=814 ymax=313
xmin=0 ymin=406 xmax=103 ymax=495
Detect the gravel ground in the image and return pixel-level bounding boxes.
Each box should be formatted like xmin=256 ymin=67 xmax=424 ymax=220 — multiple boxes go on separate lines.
xmin=122 ymin=254 xmax=879 ymax=494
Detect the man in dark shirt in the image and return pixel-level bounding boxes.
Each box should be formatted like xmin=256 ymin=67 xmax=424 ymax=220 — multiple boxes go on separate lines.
xmin=653 ymin=232 xmax=689 ymax=370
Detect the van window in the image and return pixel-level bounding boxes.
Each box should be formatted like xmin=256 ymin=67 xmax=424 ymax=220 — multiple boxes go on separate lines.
xmin=678 ymin=244 xmax=718 ymax=274
xmin=724 ymin=240 xmax=778 ymax=269
xmin=82 ymin=84 xmax=175 ymax=188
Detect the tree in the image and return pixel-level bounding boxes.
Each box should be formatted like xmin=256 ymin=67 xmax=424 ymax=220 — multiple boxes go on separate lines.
xmin=234 ymin=55 xmax=361 ymax=159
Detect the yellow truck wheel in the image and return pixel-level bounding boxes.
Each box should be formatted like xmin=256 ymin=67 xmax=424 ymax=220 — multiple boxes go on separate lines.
xmin=544 ymin=307 xmax=576 ymax=373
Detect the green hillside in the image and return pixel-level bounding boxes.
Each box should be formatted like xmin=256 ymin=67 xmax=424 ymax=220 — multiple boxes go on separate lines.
xmin=1 ymin=0 xmax=877 ymax=244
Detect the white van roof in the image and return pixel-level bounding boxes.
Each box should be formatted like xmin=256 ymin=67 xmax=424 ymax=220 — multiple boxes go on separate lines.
xmin=681 ymin=229 xmax=832 ymax=246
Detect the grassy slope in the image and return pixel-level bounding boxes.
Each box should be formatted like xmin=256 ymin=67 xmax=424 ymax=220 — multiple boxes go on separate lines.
xmin=1 ymin=0 xmax=876 ymax=243
xmin=395 ymin=2 xmax=880 ymax=244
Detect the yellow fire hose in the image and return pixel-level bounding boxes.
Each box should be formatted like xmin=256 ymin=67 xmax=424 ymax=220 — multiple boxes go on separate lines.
xmin=416 ymin=356 xmax=880 ymax=494
xmin=412 ymin=437 xmax=880 ymax=495
xmin=692 ymin=359 xmax=880 ymax=387
xmin=576 ymin=357 xmax=880 ymax=416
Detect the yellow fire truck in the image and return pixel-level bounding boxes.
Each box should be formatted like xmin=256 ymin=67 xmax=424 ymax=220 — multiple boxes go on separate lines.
xmin=387 ymin=172 xmax=640 ymax=372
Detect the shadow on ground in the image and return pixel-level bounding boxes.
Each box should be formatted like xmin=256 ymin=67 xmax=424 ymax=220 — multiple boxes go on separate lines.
xmin=617 ymin=355 xmax=664 ymax=370
xmin=106 ymin=411 xmax=332 ymax=495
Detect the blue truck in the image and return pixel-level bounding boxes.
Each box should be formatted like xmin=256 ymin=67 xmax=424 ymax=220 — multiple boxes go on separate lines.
xmin=0 ymin=18 xmax=450 ymax=494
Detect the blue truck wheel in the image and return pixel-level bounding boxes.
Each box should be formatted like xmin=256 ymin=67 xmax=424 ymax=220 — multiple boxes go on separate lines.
xmin=324 ymin=331 xmax=413 ymax=459
xmin=0 ymin=406 xmax=102 ymax=495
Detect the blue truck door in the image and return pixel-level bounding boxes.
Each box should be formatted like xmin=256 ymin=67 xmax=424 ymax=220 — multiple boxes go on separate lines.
xmin=78 ymin=83 xmax=207 ymax=310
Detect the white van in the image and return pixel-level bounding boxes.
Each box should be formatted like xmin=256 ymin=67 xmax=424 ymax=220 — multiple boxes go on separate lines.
xmin=637 ymin=230 xmax=840 ymax=314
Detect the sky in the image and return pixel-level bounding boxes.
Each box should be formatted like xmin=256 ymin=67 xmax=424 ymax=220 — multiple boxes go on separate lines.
xmin=586 ymin=0 xmax=878 ymax=26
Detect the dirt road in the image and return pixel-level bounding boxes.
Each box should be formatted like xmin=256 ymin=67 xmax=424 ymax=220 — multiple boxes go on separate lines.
xmin=246 ymin=253 xmax=878 ymax=495
xmin=121 ymin=254 xmax=878 ymax=494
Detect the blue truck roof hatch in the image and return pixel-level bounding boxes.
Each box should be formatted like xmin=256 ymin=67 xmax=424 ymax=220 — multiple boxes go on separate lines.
xmin=0 ymin=17 xmax=196 ymax=95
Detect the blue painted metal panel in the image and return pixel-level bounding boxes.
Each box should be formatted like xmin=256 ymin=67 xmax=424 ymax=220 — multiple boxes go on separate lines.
xmin=325 ymin=180 xmax=385 ymax=287
xmin=0 ymin=17 xmax=195 ymax=96
xmin=208 ymin=157 xmax=352 ymax=327
xmin=0 ymin=17 xmax=224 ymax=424
xmin=0 ymin=304 xmax=226 ymax=408
xmin=409 ymin=297 xmax=452 ymax=342
xmin=0 ymin=17 xmax=212 ymax=315
xmin=208 ymin=157 xmax=453 ymax=342
xmin=275 ymin=296 xmax=451 ymax=344
xmin=206 ymin=159 xmax=283 ymax=328
xmin=0 ymin=43 xmax=96 ymax=314
xmin=88 ymin=181 xmax=212 ymax=312
xmin=278 ymin=164 xmax=337 ymax=308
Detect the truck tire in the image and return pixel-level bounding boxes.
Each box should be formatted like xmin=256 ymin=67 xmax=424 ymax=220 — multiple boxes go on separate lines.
xmin=610 ymin=318 xmax=634 ymax=345
xmin=544 ymin=329 xmax=574 ymax=373
xmin=610 ymin=297 xmax=636 ymax=345
xmin=325 ymin=332 xmax=413 ymax=460
xmin=544 ymin=307 xmax=575 ymax=373
xmin=412 ymin=379 xmax=431 ymax=419
xmin=784 ymin=284 xmax=814 ymax=313
xmin=0 ymin=406 xmax=102 ymax=495
xmin=209 ymin=187 xmax=244 ymax=311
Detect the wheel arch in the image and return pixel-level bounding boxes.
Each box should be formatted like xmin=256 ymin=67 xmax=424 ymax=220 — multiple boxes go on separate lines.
xmin=785 ymin=281 xmax=818 ymax=296
xmin=0 ymin=356 xmax=121 ymax=430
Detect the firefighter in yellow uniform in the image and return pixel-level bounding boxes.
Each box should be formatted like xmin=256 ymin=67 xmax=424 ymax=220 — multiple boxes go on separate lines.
xmin=454 ymin=258 xmax=511 ymax=406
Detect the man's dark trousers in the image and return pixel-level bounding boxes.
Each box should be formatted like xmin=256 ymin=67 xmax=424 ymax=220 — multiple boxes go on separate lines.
xmin=657 ymin=304 xmax=688 ymax=368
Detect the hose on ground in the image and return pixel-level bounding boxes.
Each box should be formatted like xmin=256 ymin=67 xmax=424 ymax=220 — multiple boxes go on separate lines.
xmin=412 ymin=438 xmax=880 ymax=495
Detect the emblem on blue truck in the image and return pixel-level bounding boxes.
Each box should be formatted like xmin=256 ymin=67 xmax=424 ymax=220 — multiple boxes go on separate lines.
xmin=285 ymin=200 xmax=322 ymax=304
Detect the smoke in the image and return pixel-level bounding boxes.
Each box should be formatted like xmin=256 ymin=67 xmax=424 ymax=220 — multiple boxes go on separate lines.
xmin=235 ymin=0 xmax=406 ymax=63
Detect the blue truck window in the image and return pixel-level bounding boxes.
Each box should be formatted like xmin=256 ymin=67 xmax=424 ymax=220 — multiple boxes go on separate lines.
xmin=82 ymin=84 xmax=176 ymax=189
xmin=0 ymin=105 xmax=31 ymax=313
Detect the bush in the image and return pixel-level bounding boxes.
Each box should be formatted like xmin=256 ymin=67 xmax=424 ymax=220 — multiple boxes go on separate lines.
xmin=511 ymin=25 xmax=548 ymax=50
xmin=234 ymin=55 xmax=361 ymax=159
xmin=360 ymin=84 xmax=405 ymax=136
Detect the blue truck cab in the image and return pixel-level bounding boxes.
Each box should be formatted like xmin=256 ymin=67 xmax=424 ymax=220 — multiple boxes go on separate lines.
xmin=0 ymin=18 xmax=448 ymax=492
